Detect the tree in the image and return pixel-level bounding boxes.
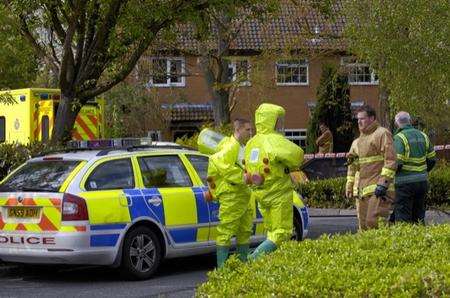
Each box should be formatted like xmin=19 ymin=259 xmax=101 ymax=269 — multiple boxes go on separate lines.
xmin=104 ymin=83 xmax=169 ymax=138
xmin=0 ymin=6 xmax=38 ymax=91
xmin=306 ymin=64 xmax=353 ymax=153
xmin=192 ymin=1 xmax=278 ymax=126
xmin=342 ymin=0 xmax=450 ymax=135
xmin=2 ymin=0 xmax=226 ymax=143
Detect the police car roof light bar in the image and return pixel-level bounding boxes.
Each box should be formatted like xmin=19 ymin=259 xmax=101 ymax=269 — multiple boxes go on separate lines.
xmin=67 ymin=138 xmax=154 ymax=150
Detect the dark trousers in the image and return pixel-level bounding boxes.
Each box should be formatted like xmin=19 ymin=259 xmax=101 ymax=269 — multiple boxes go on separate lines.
xmin=394 ymin=181 xmax=428 ymax=223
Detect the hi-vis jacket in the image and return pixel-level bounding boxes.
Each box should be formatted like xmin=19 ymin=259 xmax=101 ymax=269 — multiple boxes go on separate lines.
xmin=394 ymin=125 xmax=436 ymax=184
xmin=346 ymin=121 xmax=397 ymax=198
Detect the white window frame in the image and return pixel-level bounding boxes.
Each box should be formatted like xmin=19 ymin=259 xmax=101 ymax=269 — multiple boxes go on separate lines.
xmin=341 ymin=57 xmax=378 ymax=86
xmin=285 ymin=129 xmax=307 ymax=147
xmin=228 ymin=59 xmax=251 ymax=86
xmin=148 ymin=57 xmax=186 ymax=87
xmin=275 ymin=59 xmax=309 ymax=86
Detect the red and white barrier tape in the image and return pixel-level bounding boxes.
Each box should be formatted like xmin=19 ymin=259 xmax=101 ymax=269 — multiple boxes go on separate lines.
xmin=304 ymin=144 xmax=450 ymax=160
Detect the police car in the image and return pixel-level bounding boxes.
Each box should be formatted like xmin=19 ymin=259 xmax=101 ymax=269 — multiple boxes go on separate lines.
xmin=0 ymin=138 xmax=309 ymax=280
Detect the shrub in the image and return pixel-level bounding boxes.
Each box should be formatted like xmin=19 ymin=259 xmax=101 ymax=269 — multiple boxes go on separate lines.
xmin=427 ymin=163 xmax=450 ymax=207
xmin=197 ymin=224 xmax=450 ymax=297
xmin=175 ymin=123 xmax=233 ymax=150
xmin=297 ymin=177 xmax=350 ymax=208
xmin=298 ymin=164 xmax=450 ymax=209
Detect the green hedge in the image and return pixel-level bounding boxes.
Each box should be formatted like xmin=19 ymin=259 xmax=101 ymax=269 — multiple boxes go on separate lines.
xmin=298 ymin=164 xmax=450 ymax=208
xmin=197 ymin=224 xmax=450 ymax=297
xmin=428 ymin=165 xmax=450 ymax=207
xmin=0 ymin=142 xmax=63 ymax=181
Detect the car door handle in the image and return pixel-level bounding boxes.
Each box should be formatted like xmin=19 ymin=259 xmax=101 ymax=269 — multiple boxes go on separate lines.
xmin=147 ymin=196 xmax=162 ymax=207
xmin=119 ymin=193 xmax=133 ymax=207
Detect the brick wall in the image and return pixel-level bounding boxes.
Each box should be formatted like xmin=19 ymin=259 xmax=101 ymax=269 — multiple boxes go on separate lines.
xmin=146 ymin=54 xmax=380 ymax=133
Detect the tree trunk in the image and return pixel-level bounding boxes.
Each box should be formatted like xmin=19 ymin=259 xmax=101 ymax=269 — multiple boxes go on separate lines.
xmin=51 ymin=93 xmax=81 ymax=144
xmin=213 ymin=90 xmax=230 ymax=126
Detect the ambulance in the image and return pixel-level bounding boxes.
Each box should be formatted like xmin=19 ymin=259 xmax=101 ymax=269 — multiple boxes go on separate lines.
xmin=0 ymin=138 xmax=309 ymax=280
xmin=0 ymin=88 xmax=105 ymax=144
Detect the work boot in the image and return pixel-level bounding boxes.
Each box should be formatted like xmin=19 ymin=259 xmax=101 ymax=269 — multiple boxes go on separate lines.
xmin=236 ymin=244 xmax=250 ymax=262
xmin=248 ymin=240 xmax=277 ymax=261
xmin=216 ymin=246 xmax=230 ymax=269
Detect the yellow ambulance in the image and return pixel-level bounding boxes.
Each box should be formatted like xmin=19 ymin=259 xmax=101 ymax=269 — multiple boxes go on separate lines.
xmin=0 ymin=88 xmax=105 ymax=144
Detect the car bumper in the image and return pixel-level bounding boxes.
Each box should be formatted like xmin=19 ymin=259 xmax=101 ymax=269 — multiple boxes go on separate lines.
xmin=0 ymin=232 xmax=117 ymax=265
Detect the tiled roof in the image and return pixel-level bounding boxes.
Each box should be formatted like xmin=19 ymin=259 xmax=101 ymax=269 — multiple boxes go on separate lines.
xmin=162 ymin=103 xmax=214 ymax=122
xmin=158 ymin=1 xmax=346 ymax=52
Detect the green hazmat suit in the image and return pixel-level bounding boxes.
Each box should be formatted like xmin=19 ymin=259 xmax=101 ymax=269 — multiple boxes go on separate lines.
xmin=244 ymin=103 xmax=303 ymax=258
xmin=199 ymin=131 xmax=253 ymax=267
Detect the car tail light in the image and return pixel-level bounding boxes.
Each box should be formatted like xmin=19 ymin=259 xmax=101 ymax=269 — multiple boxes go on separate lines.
xmin=62 ymin=193 xmax=88 ymax=221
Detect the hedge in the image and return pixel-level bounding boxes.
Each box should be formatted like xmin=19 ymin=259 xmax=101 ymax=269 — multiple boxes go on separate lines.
xmin=197 ymin=223 xmax=450 ymax=297
xmin=297 ymin=164 xmax=450 ymax=209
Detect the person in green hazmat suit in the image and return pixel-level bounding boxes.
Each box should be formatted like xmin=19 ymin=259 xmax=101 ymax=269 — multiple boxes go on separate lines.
xmin=244 ymin=103 xmax=303 ymax=260
xmin=197 ymin=119 xmax=254 ymax=268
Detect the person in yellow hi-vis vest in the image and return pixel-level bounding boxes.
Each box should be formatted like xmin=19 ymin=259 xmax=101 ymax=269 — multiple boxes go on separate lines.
xmin=244 ymin=103 xmax=303 ymax=260
xmin=198 ymin=119 xmax=253 ymax=268
xmin=346 ymin=105 xmax=397 ymax=230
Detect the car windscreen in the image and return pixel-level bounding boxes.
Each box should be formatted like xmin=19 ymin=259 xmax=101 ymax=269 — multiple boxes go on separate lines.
xmin=0 ymin=160 xmax=81 ymax=192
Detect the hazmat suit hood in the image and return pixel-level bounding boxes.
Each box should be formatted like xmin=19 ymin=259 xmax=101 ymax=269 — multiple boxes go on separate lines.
xmin=254 ymin=103 xmax=286 ymax=134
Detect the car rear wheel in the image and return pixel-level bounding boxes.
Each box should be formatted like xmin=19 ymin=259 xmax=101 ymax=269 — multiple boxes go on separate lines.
xmin=291 ymin=213 xmax=303 ymax=241
xmin=120 ymin=226 xmax=162 ymax=280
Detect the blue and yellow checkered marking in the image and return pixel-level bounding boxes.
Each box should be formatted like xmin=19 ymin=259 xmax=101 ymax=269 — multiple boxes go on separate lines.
xmin=91 ymin=223 xmax=127 ymax=231
xmin=122 ymin=187 xmax=211 ymax=244
xmin=124 ymin=188 xmax=165 ymax=225
xmin=90 ymin=234 xmax=120 ymax=247
xmin=169 ymin=228 xmax=198 ymax=243
xmin=300 ymin=207 xmax=309 ymax=230
xmin=192 ymin=186 xmax=209 ymax=224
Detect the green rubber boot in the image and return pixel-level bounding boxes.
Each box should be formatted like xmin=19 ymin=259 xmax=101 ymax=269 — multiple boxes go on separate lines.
xmin=248 ymin=240 xmax=277 ymax=261
xmin=216 ymin=246 xmax=230 ymax=269
xmin=236 ymin=244 xmax=250 ymax=262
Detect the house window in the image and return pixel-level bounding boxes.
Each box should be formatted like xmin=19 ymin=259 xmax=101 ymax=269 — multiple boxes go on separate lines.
xmin=149 ymin=57 xmax=185 ymax=87
xmin=0 ymin=116 xmax=5 ymax=143
xmin=342 ymin=57 xmax=378 ymax=85
xmin=276 ymin=59 xmax=309 ymax=85
xmin=228 ymin=59 xmax=251 ymax=86
xmin=285 ymin=129 xmax=307 ymax=148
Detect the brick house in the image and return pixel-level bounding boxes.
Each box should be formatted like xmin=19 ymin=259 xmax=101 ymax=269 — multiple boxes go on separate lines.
xmin=140 ymin=2 xmax=380 ymax=148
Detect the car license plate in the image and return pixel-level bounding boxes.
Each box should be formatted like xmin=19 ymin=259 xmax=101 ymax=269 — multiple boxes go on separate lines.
xmin=8 ymin=207 xmax=39 ymax=218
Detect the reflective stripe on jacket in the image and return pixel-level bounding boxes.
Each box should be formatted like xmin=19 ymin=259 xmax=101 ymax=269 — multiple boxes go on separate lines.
xmin=394 ymin=125 xmax=436 ymax=184
xmin=346 ymin=121 xmax=397 ymax=197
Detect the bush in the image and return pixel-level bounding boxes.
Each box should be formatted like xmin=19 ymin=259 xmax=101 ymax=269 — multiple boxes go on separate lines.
xmin=427 ymin=164 xmax=450 ymax=207
xmin=0 ymin=142 xmax=63 ymax=181
xmin=297 ymin=177 xmax=350 ymax=208
xmin=197 ymin=224 xmax=450 ymax=297
xmin=175 ymin=123 xmax=233 ymax=150
xmin=298 ymin=164 xmax=450 ymax=209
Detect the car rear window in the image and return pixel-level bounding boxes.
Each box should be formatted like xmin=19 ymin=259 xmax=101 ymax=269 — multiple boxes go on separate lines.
xmin=0 ymin=160 xmax=81 ymax=192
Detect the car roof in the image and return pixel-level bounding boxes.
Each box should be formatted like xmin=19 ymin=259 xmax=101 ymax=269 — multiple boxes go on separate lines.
xmin=29 ymin=147 xmax=204 ymax=162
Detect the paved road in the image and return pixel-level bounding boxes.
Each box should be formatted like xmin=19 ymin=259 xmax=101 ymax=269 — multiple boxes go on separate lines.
xmin=0 ymin=214 xmax=448 ymax=298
